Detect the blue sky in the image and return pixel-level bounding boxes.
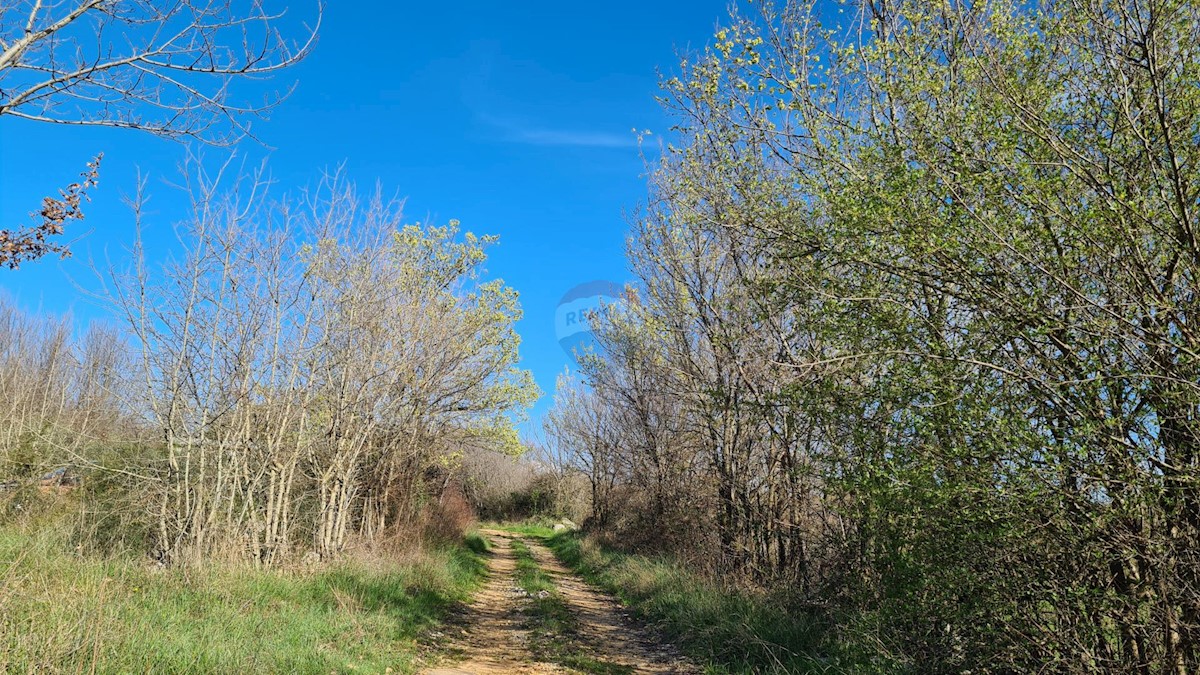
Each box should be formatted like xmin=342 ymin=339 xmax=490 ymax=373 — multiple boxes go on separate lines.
xmin=0 ymin=0 xmax=731 ymax=431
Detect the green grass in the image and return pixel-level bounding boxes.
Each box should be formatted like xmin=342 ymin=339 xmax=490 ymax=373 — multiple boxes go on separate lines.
xmin=510 ymin=538 xmax=575 ymax=637
xmin=499 ymin=520 xmax=562 ymax=538
xmin=0 ymin=519 xmax=489 ymax=673
xmin=513 ymin=525 xmax=843 ymax=674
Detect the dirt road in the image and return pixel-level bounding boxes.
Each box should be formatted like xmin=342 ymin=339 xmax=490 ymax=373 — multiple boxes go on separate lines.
xmin=423 ymin=529 xmax=698 ymax=675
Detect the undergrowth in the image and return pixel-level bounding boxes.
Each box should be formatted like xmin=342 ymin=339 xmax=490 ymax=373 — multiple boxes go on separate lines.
xmin=516 ymin=524 xmax=853 ymax=674
xmin=0 ymin=511 xmax=489 ymax=673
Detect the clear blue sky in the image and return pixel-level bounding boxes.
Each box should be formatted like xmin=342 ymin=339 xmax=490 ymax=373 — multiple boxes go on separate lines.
xmin=0 ymin=1 xmax=731 ymax=431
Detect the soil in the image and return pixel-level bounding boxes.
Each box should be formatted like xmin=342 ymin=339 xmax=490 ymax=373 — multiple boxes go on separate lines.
xmin=422 ymin=529 xmax=699 ymax=675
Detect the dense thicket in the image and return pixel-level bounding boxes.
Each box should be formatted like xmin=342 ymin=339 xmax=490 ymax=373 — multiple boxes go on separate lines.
xmin=0 ymin=297 xmax=130 ymax=478
xmin=459 ymin=445 xmax=589 ymax=523
xmin=548 ymin=0 xmax=1200 ymax=671
xmin=0 ymin=170 xmax=535 ymax=566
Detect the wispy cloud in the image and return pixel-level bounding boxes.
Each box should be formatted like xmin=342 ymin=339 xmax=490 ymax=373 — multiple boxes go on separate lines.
xmin=508 ymin=127 xmax=638 ymax=148
xmin=481 ymin=114 xmax=638 ymax=149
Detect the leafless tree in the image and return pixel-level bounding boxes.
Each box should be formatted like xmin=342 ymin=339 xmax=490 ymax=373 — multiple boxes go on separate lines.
xmin=107 ymin=164 xmax=535 ymax=565
xmin=0 ymin=0 xmax=320 ymax=268
xmin=0 ymin=294 xmax=130 ymax=480
xmin=0 ymin=0 xmax=321 ymax=144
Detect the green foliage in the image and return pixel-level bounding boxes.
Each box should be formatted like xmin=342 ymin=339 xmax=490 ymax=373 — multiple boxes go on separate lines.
xmin=388 ymin=220 xmax=540 ymax=450
xmin=70 ymin=443 xmax=167 ymax=555
xmin=555 ymin=0 xmax=1200 ymax=670
xmin=108 ymin=174 xmax=539 ymax=563
xmin=310 ymin=214 xmax=539 ymax=459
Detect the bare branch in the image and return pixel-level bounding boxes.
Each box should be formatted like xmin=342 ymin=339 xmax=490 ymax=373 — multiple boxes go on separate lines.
xmin=0 ymin=153 xmax=101 ymax=269
xmin=0 ymin=0 xmax=322 ymax=146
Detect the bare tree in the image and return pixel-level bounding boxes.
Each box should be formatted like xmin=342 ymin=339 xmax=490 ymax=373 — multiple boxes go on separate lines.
xmin=549 ymin=0 xmax=1200 ymax=670
xmin=107 ymin=164 xmax=536 ymax=565
xmin=0 ymin=0 xmax=321 ymax=144
xmin=0 ymin=0 xmax=320 ymax=268
xmin=0 ymin=294 xmax=130 ymax=480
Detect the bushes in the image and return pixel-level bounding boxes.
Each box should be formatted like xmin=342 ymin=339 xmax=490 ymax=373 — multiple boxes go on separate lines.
xmin=461 ymin=449 xmax=590 ymax=523
xmin=415 ymin=487 xmax=477 ymax=546
xmin=1 ymin=174 xmax=537 ymax=567
xmin=545 ymin=0 xmax=1200 ymax=670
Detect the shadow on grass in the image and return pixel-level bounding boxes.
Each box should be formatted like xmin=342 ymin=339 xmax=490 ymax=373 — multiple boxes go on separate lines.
xmin=558 ymin=654 xmax=635 ymax=675
xmin=464 ymin=531 xmax=491 ymax=556
xmin=324 ymin=572 xmax=452 ymax=639
xmin=322 ymin=535 xmax=491 ymax=642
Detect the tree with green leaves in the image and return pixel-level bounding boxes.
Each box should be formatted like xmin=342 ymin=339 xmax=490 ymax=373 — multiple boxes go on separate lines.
xmin=553 ymin=0 xmax=1200 ymax=670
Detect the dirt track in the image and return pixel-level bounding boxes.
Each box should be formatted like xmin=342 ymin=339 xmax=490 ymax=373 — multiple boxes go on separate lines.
xmin=423 ymin=529 xmax=698 ymax=675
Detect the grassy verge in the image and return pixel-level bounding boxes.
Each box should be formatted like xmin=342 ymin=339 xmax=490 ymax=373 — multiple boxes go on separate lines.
xmin=0 ymin=519 xmax=489 ymax=673
xmin=508 ymin=536 xmax=632 ymax=675
xmin=512 ymin=524 xmax=840 ymax=674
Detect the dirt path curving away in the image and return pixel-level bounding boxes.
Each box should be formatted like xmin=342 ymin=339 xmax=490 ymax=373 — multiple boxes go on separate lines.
xmin=423 ymin=529 xmax=698 ymax=675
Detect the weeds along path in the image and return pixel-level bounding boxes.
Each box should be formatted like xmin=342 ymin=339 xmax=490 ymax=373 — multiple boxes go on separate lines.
xmin=424 ymin=529 xmax=697 ymax=675
xmin=521 ymin=536 xmax=698 ymax=674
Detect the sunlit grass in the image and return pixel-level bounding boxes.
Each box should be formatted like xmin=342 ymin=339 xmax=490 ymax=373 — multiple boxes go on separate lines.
xmin=532 ymin=528 xmax=844 ymax=674
xmin=510 ymin=538 xmax=574 ymax=634
xmin=0 ymin=519 xmax=488 ymax=673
